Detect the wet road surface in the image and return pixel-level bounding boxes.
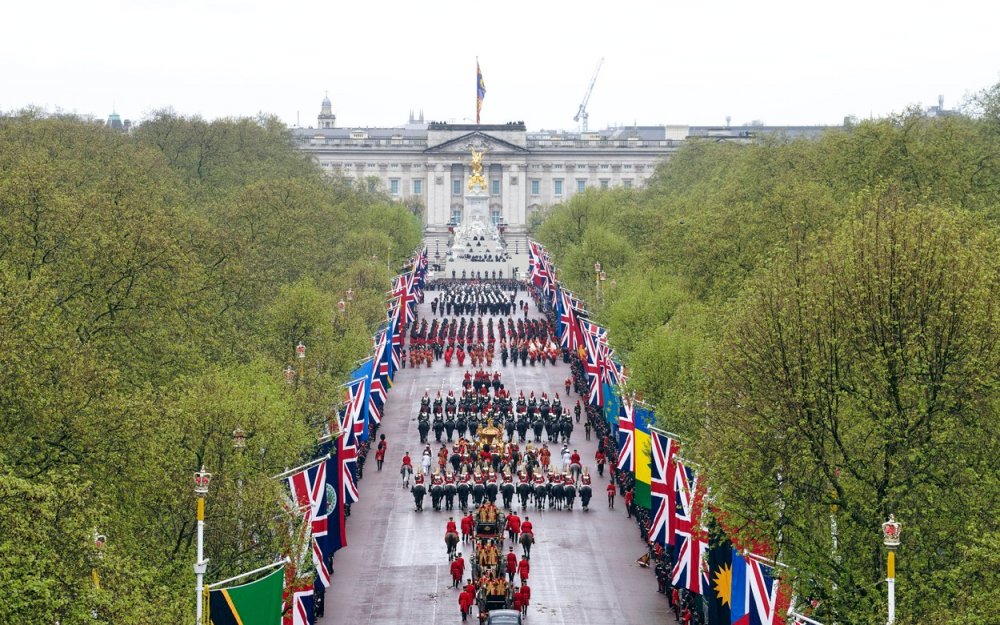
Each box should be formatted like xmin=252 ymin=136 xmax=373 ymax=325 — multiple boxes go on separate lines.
xmin=319 ymin=292 xmax=675 ymax=625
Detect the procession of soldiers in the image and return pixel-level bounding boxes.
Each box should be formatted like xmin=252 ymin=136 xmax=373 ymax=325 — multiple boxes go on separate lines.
xmin=397 ymin=280 xmax=614 ymax=622
xmin=445 ymin=500 xmax=535 ymax=620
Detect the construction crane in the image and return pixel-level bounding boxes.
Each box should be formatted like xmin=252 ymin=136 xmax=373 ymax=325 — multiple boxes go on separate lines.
xmin=574 ymin=57 xmax=605 ymax=133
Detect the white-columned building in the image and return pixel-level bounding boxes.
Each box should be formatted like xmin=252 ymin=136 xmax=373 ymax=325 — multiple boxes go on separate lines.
xmin=292 ymin=95 xmax=830 ymax=234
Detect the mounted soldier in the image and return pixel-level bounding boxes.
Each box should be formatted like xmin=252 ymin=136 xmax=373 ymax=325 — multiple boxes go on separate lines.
xmin=411 ymin=472 xmax=426 ymax=511
xmin=500 ymin=471 xmax=515 ymax=510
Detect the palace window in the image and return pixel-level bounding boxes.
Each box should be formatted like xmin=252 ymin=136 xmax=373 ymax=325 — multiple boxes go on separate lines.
xmin=451 ymin=209 xmax=462 ymax=224
xmin=577 ymin=179 xmax=586 ymax=193
xmin=599 ymin=178 xmax=610 ymax=189
xmin=553 ymin=179 xmax=563 ymax=196
xmin=389 ymin=178 xmax=400 ymax=195
xmin=530 ymin=179 xmax=540 ymax=195
xmin=492 ymin=179 xmax=501 ymax=196
xmin=622 ymin=179 xmax=633 ymax=189
xmin=413 ymin=179 xmax=423 ymax=195
xmin=453 ymin=179 xmax=462 ymax=196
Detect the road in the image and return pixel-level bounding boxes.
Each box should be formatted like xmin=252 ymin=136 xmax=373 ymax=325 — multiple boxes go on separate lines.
xmin=319 ymin=290 xmax=675 ymax=625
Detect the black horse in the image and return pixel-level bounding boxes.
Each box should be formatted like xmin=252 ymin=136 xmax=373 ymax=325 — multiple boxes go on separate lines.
xmin=500 ymin=481 xmax=515 ymax=510
xmin=517 ymin=481 xmax=531 ymax=509
xmin=412 ymin=483 xmax=426 ymax=511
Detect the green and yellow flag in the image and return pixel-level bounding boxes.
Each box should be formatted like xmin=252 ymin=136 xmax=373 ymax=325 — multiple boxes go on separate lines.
xmin=208 ymin=565 xmax=284 ymax=625
xmin=633 ymin=404 xmax=655 ymax=510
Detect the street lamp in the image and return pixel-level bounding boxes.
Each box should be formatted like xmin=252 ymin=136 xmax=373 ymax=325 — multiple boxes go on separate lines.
xmin=295 ymin=341 xmax=306 ymax=382
xmin=92 ymin=531 xmax=106 ymax=590
xmin=594 ymin=262 xmax=606 ymax=304
xmin=232 ymin=425 xmax=246 ymax=450
xmin=283 ymin=365 xmax=296 ymax=384
xmin=882 ymin=514 xmax=901 ymax=625
xmin=193 ymin=465 xmax=212 ymax=625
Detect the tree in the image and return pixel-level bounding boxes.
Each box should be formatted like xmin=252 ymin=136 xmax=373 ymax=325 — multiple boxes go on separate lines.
xmin=700 ymin=193 xmax=999 ymax=624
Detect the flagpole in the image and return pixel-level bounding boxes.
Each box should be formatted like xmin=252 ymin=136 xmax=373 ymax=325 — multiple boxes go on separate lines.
xmin=193 ymin=466 xmax=212 ymax=625
xmin=206 ymin=558 xmax=290 ymax=589
xmin=270 ymin=454 xmax=330 ymax=480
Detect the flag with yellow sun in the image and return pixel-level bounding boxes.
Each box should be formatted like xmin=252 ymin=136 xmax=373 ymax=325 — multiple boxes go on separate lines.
xmin=707 ymin=523 xmax=733 ymax=625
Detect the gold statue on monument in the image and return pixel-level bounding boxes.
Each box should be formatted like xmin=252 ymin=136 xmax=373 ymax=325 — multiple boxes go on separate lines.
xmin=467 ymin=145 xmax=487 ymax=191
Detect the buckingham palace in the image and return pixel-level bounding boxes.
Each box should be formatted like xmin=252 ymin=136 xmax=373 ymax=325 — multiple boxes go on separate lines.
xmin=292 ymin=95 xmax=829 ymax=235
xmin=292 ymin=95 xmax=691 ymax=233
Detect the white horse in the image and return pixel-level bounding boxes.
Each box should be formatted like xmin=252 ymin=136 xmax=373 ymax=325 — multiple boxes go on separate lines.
xmin=401 ymin=463 xmax=413 ymax=488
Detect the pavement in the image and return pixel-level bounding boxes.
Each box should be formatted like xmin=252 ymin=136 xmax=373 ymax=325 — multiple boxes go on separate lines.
xmin=318 ymin=290 xmax=676 ymax=625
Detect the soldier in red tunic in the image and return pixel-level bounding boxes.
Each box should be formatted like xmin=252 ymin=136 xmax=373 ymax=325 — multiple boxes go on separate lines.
xmin=450 ymin=552 xmax=465 ymax=588
xmin=505 ymin=547 xmax=518 ymax=582
xmin=458 ymin=587 xmax=473 ymax=622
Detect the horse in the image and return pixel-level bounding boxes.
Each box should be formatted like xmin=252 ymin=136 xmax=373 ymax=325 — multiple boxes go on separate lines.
xmin=564 ymin=483 xmax=577 ymax=510
xmin=445 ymin=531 xmax=459 ymax=560
xmin=532 ymin=418 xmax=544 ymax=443
xmin=444 ymin=482 xmax=457 ymax=511
xmin=533 ymin=483 xmax=547 ymax=510
xmin=519 ymin=531 xmax=534 ymax=559
xmin=579 ymin=484 xmax=592 ymax=511
xmin=550 ymin=482 xmax=564 ymax=510
xmin=401 ymin=463 xmax=413 ymax=489
xmin=500 ymin=482 xmax=515 ymax=510
xmin=516 ymin=418 xmax=529 ymax=443
xmin=457 ymin=480 xmax=470 ymax=511
xmin=432 ymin=417 xmax=444 ymax=443
xmin=472 ymin=481 xmax=485 ymax=506
xmin=430 ymin=482 xmax=444 ymax=511
xmin=561 ymin=420 xmax=574 ymax=444
xmin=444 ymin=417 xmax=456 ymax=442
xmin=485 ymin=480 xmax=499 ymax=505
xmin=569 ymin=462 xmax=582 ymax=483
xmin=455 ymin=415 xmax=468 ymax=440
xmin=411 ymin=483 xmax=426 ymax=512
xmin=517 ymin=481 xmax=531 ymax=509
xmin=418 ymin=419 xmax=430 ymax=444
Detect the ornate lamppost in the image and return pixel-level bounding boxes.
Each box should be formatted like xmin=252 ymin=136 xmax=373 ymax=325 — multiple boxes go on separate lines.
xmin=92 ymin=531 xmax=106 ymax=590
xmin=193 ymin=465 xmax=212 ymax=625
xmin=232 ymin=425 xmax=246 ymax=451
xmin=882 ymin=514 xmax=902 ymax=625
xmin=296 ymin=341 xmax=306 ymax=381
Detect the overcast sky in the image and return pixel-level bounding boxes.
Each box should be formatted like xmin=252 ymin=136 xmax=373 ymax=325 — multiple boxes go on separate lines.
xmin=5 ymin=0 xmax=999 ymax=131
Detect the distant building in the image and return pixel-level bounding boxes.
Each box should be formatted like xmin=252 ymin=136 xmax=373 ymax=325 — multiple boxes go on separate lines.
xmin=292 ymin=95 xmax=832 ymax=231
xmin=106 ymin=111 xmax=132 ymax=133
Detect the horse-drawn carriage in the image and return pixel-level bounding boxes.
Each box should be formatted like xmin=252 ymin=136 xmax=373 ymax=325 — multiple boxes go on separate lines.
xmin=477 ymin=580 xmax=514 ymax=622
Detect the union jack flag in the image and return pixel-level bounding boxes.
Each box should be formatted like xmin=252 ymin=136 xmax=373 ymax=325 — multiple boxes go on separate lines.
xmin=287 ymin=459 xmax=332 ymax=587
xmin=670 ymin=460 xmax=709 ymax=594
xmin=731 ymin=549 xmax=787 ymax=625
xmin=339 ymin=379 xmax=365 ymax=505
xmin=392 ymin=273 xmax=416 ymax=326
xmin=580 ymin=320 xmax=606 ymax=406
xmin=289 ymin=585 xmax=315 ymax=625
xmin=650 ymin=430 xmax=678 ymax=548
xmin=603 ymin=349 xmax=626 ymax=386
xmin=617 ymin=395 xmax=635 ymax=472
xmin=527 ymin=241 xmax=550 ymax=289
xmin=558 ymin=289 xmax=583 ymax=351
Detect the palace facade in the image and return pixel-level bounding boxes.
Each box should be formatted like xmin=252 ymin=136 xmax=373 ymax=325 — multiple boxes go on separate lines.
xmin=292 ymin=95 xmax=829 ymax=232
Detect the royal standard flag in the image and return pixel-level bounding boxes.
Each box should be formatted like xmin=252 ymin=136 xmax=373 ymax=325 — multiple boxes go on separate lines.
xmin=476 ymin=59 xmax=486 ymax=123
xmin=209 ymin=565 xmax=285 ymax=625
xmin=633 ymin=404 xmax=655 ymax=511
